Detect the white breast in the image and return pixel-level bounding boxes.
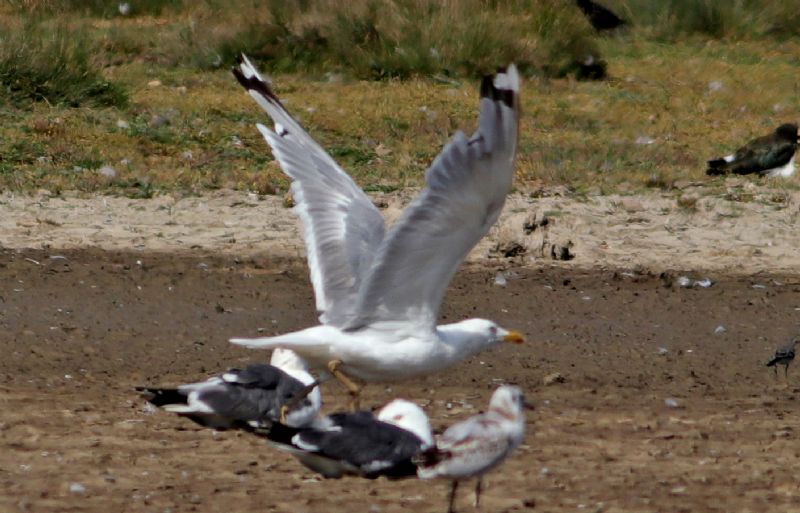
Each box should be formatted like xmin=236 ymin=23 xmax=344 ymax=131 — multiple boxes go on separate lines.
xmin=767 ymin=155 xmax=796 ymax=178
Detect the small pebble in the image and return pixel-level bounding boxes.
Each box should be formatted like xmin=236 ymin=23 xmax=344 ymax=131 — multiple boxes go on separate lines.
xmin=543 ymin=372 xmax=565 ymax=386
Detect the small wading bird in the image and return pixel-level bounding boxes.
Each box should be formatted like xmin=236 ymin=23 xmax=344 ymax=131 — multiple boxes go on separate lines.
xmin=230 ymin=56 xmax=524 ymax=409
xmin=707 ymin=123 xmax=799 ymax=177
xmin=416 ymin=386 xmax=530 ymax=513
xmin=137 ymin=348 xmax=321 ymax=428
xmin=766 ymin=337 xmax=800 ymax=379
xmin=255 ymin=398 xmax=433 ymax=480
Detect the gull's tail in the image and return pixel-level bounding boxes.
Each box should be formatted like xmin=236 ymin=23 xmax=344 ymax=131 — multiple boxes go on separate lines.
xmin=230 ymin=325 xmax=338 ymax=354
xmin=706 ymin=158 xmax=730 ymax=175
xmin=766 ymin=356 xmax=780 ymax=367
xmin=136 ymin=383 xmax=241 ymax=430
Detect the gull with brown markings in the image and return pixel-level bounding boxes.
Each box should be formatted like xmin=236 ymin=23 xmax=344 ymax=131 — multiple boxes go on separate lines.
xmin=416 ymin=385 xmax=529 ymax=513
xmin=229 ymin=56 xmax=524 ymax=409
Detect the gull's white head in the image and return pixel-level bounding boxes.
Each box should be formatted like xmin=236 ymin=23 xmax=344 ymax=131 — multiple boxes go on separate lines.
xmin=377 ymin=399 xmax=434 ymax=448
xmin=446 ymin=318 xmax=525 ymax=349
xmin=270 ymin=348 xmax=309 ymax=372
xmin=489 ymin=385 xmax=527 ymax=415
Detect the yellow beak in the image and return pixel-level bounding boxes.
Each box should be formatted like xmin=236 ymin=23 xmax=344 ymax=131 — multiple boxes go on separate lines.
xmin=503 ymin=331 xmax=525 ymax=344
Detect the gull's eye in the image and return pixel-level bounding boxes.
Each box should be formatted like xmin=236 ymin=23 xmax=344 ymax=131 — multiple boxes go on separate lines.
xmin=392 ymin=414 xmax=404 ymax=421
xmin=489 ymin=326 xmax=498 ymax=336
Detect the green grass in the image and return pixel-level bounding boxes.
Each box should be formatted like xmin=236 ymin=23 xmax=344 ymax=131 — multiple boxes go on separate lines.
xmin=0 ymin=20 xmax=127 ymax=108
xmin=618 ymin=0 xmax=800 ymax=40
xmin=0 ymin=1 xmax=799 ymax=195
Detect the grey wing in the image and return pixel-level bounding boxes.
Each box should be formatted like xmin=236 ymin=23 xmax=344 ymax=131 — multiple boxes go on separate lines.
xmin=196 ymin=365 xmax=299 ymax=423
xmin=233 ymin=56 xmax=385 ymax=326
xmin=346 ymin=65 xmax=520 ymax=330
xmin=434 ymin=416 xmax=512 ymax=476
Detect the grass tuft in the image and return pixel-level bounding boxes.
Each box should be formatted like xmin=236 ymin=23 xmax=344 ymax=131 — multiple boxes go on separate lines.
xmin=0 ymin=20 xmax=127 ymax=107
xmin=620 ymin=0 xmax=800 ymax=40
xmin=188 ymin=0 xmax=599 ymax=79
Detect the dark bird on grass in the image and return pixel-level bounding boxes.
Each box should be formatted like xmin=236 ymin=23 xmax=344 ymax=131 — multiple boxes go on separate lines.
xmin=576 ymin=0 xmax=627 ymax=32
xmin=137 ymin=349 xmax=321 ymax=429
xmin=416 ymin=386 xmax=530 ymax=513
xmin=766 ymin=337 xmax=800 ymax=378
xmin=576 ymin=53 xmax=607 ymax=80
xmin=255 ymin=399 xmax=433 ymax=480
xmin=707 ymin=123 xmax=799 ymax=178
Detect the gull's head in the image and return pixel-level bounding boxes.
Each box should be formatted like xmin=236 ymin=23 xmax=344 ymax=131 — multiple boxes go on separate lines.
xmin=455 ymin=318 xmax=525 ymax=347
xmin=488 ymin=385 xmax=531 ymax=421
xmin=270 ymin=348 xmax=310 ymax=372
xmin=377 ymin=399 xmax=434 ymax=448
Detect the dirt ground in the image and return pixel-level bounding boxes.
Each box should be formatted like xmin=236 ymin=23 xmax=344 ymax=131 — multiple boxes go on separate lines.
xmin=2 ymin=246 xmax=800 ymax=513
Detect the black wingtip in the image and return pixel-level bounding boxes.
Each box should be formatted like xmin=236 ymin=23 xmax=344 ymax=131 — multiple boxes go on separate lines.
xmin=412 ymin=446 xmax=448 ymax=468
xmin=231 ymin=57 xmax=282 ymax=105
xmin=135 ymin=386 xmax=187 ymax=407
xmin=480 ymin=70 xmax=516 ymax=109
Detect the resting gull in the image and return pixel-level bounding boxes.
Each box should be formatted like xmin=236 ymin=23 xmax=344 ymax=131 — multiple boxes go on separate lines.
xmin=137 ymin=348 xmax=321 ymax=429
xmin=255 ymin=398 xmax=433 ymax=479
xmin=416 ymin=385 xmax=529 ymax=513
xmin=230 ymin=55 xmax=524 ymax=408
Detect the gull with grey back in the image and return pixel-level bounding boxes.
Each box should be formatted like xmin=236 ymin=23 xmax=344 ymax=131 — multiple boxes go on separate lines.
xmin=137 ymin=348 xmax=321 ymax=429
xmin=416 ymin=386 xmax=529 ymax=513
xmin=229 ymin=56 xmax=524 ymax=408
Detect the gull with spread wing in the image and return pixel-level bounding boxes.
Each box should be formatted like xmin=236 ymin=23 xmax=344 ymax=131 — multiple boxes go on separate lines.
xmin=230 ymin=56 xmax=523 ymax=408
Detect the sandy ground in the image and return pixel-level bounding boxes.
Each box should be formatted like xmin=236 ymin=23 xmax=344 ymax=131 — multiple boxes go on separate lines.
xmin=2 ymin=183 xmax=800 ymax=513
xmin=2 ymin=177 xmax=800 ymax=275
